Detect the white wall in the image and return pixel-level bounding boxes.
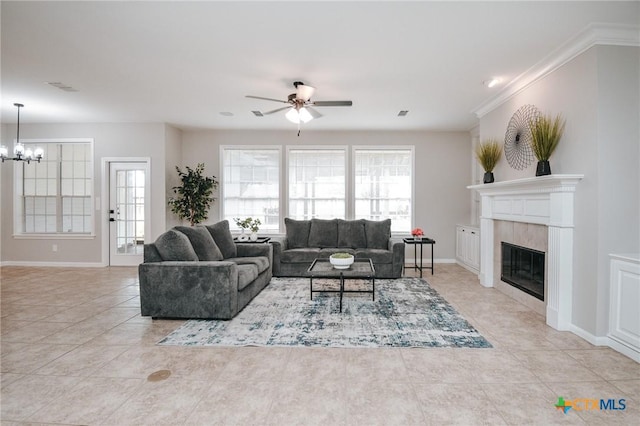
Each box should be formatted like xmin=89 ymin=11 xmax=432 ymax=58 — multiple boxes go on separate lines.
xmin=478 ymin=45 xmax=640 ymax=337
xmin=163 ymin=124 xmax=183 ymax=232
xmin=0 ymin=123 xmax=170 ymax=264
xmin=182 ymin=129 xmax=472 ymax=260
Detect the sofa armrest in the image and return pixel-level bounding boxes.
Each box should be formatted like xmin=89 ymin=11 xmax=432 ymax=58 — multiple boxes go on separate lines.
xmin=236 ymin=243 xmax=272 ymax=258
xmin=390 ymin=239 xmax=405 ymax=277
xmin=138 ymin=261 xmax=239 ymax=319
xmin=270 ymin=237 xmax=287 ymax=276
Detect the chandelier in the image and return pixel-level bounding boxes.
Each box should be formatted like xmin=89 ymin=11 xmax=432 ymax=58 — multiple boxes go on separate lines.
xmin=0 ymin=103 xmax=44 ymax=164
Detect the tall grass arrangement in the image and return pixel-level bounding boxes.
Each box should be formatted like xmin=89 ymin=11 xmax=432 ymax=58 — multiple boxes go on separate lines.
xmin=529 ymin=113 xmax=566 ymax=161
xmin=475 ymin=138 xmax=502 ymax=172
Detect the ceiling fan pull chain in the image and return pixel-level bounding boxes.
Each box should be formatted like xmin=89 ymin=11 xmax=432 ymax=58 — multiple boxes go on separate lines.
xmin=297 ymin=121 xmax=301 ymax=137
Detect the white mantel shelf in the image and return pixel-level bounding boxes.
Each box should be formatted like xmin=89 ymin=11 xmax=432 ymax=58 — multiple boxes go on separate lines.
xmin=468 ymin=174 xmax=585 ymax=195
xmin=467 ymin=174 xmax=584 ymax=331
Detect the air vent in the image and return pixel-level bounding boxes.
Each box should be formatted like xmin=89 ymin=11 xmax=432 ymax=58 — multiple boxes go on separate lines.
xmin=219 ymin=112 xmax=234 ymax=117
xmin=46 ymin=82 xmax=78 ymax=92
xmin=398 ymin=110 xmax=409 ymax=117
xmin=252 ymin=111 xmax=264 ymax=117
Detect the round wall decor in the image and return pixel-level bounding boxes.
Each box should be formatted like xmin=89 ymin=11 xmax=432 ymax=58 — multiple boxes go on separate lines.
xmin=504 ymin=104 xmax=540 ymax=170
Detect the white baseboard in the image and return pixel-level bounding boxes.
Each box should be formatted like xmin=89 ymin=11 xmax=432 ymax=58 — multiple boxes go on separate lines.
xmin=405 ymin=258 xmax=456 ymax=265
xmin=0 ymin=261 xmax=107 ymax=268
xmin=570 ymin=324 xmax=640 ymax=362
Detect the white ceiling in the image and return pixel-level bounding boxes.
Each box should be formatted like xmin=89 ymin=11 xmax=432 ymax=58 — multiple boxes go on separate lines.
xmin=1 ymin=1 xmax=638 ymax=132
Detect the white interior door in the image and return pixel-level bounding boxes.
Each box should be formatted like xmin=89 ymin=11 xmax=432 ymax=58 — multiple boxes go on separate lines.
xmin=109 ymin=162 xmax=149 ymax=266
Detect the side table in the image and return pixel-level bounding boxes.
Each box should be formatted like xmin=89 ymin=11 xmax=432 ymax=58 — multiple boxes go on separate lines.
xmin=403 ymin=237 xmax=435 ymax=277
xmin=233 ymin=237 xmax=271 ymax=244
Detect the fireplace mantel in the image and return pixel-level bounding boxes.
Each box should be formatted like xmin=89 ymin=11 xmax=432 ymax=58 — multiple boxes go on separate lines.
xmin=468 ymin=174 xmax=584 ymax=331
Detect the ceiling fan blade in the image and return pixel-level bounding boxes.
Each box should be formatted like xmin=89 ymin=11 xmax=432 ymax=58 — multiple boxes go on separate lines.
xmin=306 ymin=107 xmax=323 ymax=119
xmin=245 ymin=95 xmax=288 ymax=104
xmin=262 ymin=106 xmax=292 ymax=115
xmin=311 ymin=100 xmax=353 ymax=107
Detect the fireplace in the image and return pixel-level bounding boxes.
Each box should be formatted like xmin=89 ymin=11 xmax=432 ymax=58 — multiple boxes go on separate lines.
xmin=501 ymin=242 xmax=545 ymax=301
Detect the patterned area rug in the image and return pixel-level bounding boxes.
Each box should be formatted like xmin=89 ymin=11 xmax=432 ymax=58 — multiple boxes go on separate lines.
xmin=158 ymin=277 xmax=492 ymax=348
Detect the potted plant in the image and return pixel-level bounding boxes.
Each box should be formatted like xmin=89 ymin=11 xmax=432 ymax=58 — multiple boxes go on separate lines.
xmin=529 ymin=113 xmax=565 ymax=176
xmin=475 ymin=138 xmax=502 ymax=183
xmin=168 ymin=163 xmax=218 ymax=225
xmin=411 ymin=227 xmax=424 ymax=241
xmin=329 ymin=252 xmax=354 ymax=269
xmin=234 ymin=217 xmax=261 ymax=241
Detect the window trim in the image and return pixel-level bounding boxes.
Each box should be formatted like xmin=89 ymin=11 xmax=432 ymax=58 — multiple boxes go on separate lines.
xmin=13 ymin=138 xmax=95 ymax=238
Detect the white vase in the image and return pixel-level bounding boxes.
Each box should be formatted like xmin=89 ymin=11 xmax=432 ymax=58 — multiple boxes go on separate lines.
xmin=249 ymin=231 xmax=258 ymax=241
xmin=238 ymin=229 xmax=248 ymax=241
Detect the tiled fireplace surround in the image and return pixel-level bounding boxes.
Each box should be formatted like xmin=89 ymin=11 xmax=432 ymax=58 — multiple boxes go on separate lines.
xmin=469 ymin=175 xmax=583 ymax=331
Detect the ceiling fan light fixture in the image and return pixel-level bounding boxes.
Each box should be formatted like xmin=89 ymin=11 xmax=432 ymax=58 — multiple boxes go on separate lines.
xmin=285 ymin=108 xmax=300 ymax=123
xmin=296 ymin=84 xmax=315 ymax=101
xmin=298 ymin=107 xmax=313 ymax=123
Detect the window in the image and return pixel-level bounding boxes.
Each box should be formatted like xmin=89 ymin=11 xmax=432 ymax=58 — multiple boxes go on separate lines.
xmin=220 ymin=145 xmax=413 ymax=234
xmin=222 ymin=147 xmax=280 ymax=231
xmin=19 ymin=140 xmax=93 ymax=234
xmin=288 ymin=148 xmax=346 ymax=220
xmin=354 ymin=148 xmax=412 ymax=232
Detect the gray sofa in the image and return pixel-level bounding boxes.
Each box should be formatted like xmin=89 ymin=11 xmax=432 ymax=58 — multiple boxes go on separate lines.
xmin=138 ymin=220 xmax=272 ymax=319
xmin=272 ymin=218 xmax=404 ymax=278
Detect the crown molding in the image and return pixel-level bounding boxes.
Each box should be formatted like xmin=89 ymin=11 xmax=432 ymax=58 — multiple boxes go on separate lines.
xmin=472 ymin=23 xmax=640 ymax=118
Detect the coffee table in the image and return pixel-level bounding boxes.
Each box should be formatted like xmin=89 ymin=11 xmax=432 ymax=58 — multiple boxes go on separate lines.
xmin=306 ymin=258 xmax=375 ymax=313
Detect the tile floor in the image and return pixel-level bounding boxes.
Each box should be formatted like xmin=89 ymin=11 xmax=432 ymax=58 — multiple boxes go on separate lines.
xmin=1 ymin=264 xmax=638 ymax=425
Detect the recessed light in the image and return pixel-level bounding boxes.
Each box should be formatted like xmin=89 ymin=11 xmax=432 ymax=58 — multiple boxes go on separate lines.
xmin=398 ymin=110 xmax=409 ymax=117
xmin=484 ymin=78 xmax=501 ymax=88
xmin=219 ymin=112 xmax=234 ymax=117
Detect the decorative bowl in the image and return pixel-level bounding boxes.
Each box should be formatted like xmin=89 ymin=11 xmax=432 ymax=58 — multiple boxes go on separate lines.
xmin=329 ymin=253 xmax=354 ymax=269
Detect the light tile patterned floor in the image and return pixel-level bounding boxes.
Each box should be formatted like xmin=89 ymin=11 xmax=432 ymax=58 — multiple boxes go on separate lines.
xmin=1 ymin=264 xmax=638 ymax=425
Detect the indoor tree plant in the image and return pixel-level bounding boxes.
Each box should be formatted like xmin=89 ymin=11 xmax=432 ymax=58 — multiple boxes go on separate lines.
xmin=475 ymin=138 xmax=502 ymax=183
xmin=168 ymin=163 xmax=218 ymax=225
xmin=529 ymin=113 xmax=565 ymax=176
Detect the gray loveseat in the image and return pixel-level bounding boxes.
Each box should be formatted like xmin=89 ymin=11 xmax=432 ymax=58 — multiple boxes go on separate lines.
xmin=272 ymin=218 xmax=404 ymax=278
xmin=138 ymin=220 xmax=272 ymax=319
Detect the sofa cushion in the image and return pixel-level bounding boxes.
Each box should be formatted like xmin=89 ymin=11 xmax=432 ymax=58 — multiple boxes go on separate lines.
xmin=364 ymin=219 xmax=391 ymax=249
xmin=355 ymin=248 xmax=393 ymax=264
xmin=237 ymin=264 xmax=259 ymax=291
xmin=337 ymin=219 xmax=366 ymax=248
xmin=308 ymin=218 xmax=338 ymax=248
xmin=175 ymin=226 xmax=223 ymax=261
xmin=154 ymin=229 xmax=199 ymax=261
xmin=281 ymin=248 xmax=321 ymax=263
xmin=285 ymin=218 xmax=311 ymax=249
xmin=205 ymin=220 xmax=237 ymax=259
xmin=226 ymin=256 xmax=270 ymax=274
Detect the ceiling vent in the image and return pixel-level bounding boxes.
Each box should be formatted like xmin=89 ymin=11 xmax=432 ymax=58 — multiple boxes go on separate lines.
xmin=46 ymin=82 xmax=78 ymax=92
xmin=398 ymin=110 xmax=409 ymax=117
xmin=252 ymin=111 xmax=264 ymax=117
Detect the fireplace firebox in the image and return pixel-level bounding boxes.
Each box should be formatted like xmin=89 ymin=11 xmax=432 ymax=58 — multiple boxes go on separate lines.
xmin=501 ymin=242 xmax=545 ymax=301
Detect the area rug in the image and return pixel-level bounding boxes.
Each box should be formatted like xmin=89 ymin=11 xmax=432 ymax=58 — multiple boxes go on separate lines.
xmin=158 ymin=277 xmax=492 ymax=348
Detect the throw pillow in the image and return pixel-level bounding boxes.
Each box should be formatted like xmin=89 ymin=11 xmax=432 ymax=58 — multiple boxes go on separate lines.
xmin=285 ymin=218 xmax=311 ymax=249
xmin=175 ymin=226 xmax=224 ymax=261
xmin=364 ymin=219 xmax=391 ymax=249
xmin=154 ymin=229 xmax=199 ymax=261
xmin=308 ymin=218 xmax=338 ymax=248
xmin=205 ymin=220 xmax=237 ymax=259
xmin=337 ymin=219 xmax=367 ymax=248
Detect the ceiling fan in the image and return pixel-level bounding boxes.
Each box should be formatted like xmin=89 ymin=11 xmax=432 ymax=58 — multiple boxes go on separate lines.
xmin=246 ymin=81 xmax=352 ymax=135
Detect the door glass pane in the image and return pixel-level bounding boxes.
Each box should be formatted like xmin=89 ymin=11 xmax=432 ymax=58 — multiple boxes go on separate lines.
xmin=115 ymin=168 xmax=145 ymax=255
